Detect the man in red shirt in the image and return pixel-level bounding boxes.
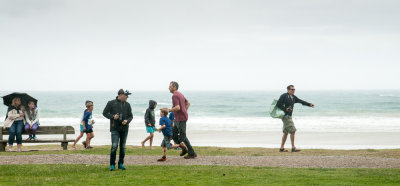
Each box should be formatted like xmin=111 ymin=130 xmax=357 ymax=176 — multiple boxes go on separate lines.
xmin=168 ymin=81 xmax=197 ymax=159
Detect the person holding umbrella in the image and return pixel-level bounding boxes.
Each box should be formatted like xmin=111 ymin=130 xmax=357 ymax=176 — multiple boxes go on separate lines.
xmin=3 ymin=92 xmax=38 ymax=152
xmin=3 ymin=97 xmax=25 ymax=152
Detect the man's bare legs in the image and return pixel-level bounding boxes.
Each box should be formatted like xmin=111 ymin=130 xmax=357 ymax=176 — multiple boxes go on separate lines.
xmin=281 ymin=132 xmax=297 ymax=150
xmin=280 ymin=133 xmax=288 ymax=149
xmin=290 ymin=132 xmax=296 ymax=149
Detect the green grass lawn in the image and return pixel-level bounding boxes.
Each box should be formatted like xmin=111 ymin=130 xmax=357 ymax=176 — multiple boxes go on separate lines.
xmin=0 ymin=164 xmax=399 ymax=185
xmin=1 ymin=145 xmax=400 ymax=185
xmin=1 ymin=145 xmax=400 ymax=158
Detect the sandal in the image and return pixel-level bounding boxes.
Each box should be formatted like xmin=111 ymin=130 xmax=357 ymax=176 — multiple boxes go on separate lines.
xmin=279 ymin=148 xmax=288 ymax=152
xmin=291 ymin=148 xmax=301 ymax=152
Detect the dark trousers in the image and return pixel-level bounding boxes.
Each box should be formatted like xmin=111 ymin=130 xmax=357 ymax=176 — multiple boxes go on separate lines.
xmin=110 ymin=130 xmax=128 ymax=165
xmin=172 ymin=120 xmax=195 ymax=155
xmin=8 ymin=120 xmax=24 ymax=145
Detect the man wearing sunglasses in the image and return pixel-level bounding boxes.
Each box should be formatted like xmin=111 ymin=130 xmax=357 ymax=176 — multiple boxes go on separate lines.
xmin=103 ymin=89 xmax=133 ymax=171
xmin=276 ymin=85 xmax=314 ymax=152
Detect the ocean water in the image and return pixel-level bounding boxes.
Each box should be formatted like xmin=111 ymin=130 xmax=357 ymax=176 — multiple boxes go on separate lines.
xmin=1 ymin=90 xmax=400 ymax=149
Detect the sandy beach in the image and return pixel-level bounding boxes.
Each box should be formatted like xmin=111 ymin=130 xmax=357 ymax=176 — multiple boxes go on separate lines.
xmin=66 ymin=129 xmax=400 ymax=150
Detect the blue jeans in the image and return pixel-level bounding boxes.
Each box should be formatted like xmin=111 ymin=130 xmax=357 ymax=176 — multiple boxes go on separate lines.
xmin=8 ymin=120 xmax=24 ymax=145
xmin=110 ymin=130 xmax=128 ymax=165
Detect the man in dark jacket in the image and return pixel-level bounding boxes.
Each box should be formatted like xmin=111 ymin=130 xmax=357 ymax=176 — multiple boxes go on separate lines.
xmin=103 ymin=89 xmax=133 ymax=171
xmin=276 ymin=85 xmax=314 ymax=152
xmin=141 ymin=100 xmax=157 ymax=149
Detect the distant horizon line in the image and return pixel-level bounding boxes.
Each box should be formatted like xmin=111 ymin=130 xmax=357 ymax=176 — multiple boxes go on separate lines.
xmin=1 ymin=89 xmax=399 ymax=92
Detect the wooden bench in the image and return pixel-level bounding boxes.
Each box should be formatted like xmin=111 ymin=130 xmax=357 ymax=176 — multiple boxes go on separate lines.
xmin=0 ymin=126 xmax=75 ymax=151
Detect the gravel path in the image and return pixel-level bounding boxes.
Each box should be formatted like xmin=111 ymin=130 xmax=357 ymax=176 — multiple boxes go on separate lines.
xmin=1 ymin=154 xmax=400 ymax=168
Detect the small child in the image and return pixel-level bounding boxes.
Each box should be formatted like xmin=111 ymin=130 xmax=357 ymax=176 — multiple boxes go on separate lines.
xmin=141 ymin=100 xmax=157 ymax=149
xmin=157 ymin=108 xmax=179 ymax=161
xmin=72 ymin=100 xmax=95 ymax=149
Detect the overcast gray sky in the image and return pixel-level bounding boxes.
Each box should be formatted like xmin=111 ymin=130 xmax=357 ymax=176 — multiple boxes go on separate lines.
xmin=0 ymin=0 xmax=399 ymax=91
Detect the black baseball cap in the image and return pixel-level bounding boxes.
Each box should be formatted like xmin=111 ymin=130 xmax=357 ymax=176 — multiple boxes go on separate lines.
xmin=118 ymin=89 xmax=132 ymax=96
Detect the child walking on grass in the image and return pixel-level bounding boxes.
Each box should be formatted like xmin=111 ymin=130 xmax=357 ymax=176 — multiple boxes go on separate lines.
xmin=157 ymin=108 xmax=181 ymax=161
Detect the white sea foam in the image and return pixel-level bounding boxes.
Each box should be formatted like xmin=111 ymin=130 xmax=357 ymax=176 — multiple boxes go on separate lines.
xmin=379 ymin=94 xmax=400 ymax=97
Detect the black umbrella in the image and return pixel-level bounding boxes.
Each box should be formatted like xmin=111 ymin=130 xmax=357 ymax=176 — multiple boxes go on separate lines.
xmin=2 ymin=92 xmax=38 ymax=107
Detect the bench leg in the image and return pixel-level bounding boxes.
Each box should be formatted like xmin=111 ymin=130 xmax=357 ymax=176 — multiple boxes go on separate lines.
xmin=0 ymin=142 xmax=6 ymax=152
xmin=61 ymin=142 xmax=68 ymax=150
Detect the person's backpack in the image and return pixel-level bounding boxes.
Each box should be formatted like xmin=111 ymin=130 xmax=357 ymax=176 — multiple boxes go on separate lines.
xmin=269 ymin=94 xmax=287 ymax=119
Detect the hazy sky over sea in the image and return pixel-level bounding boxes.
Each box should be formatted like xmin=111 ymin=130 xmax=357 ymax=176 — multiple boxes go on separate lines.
xmin=1 ymin=0 xmax=399 ymax=91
